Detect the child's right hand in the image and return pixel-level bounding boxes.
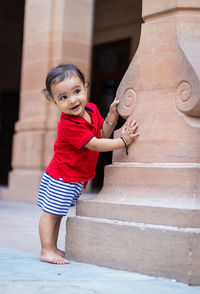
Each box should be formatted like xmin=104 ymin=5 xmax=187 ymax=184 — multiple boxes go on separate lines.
xmin=121 ymin=119 xmax=139 ymax=146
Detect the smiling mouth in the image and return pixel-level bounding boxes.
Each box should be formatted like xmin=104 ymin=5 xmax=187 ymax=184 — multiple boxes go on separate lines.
xmin=72 ymin=105 xmax=80 ymax=111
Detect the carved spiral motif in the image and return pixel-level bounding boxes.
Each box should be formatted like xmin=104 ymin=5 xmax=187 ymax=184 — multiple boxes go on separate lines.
xmin=175 ymin=81 xmax=200 ymax=117
xmin=176 ymin=81 xmax=192 ymax=102
xmin=175 ymin=81 xmax=194 ymax=114
xmin=117 ymin=88 xmax=137 ymax=118
xmin=124 ymin=89 xmax=136 ymax=106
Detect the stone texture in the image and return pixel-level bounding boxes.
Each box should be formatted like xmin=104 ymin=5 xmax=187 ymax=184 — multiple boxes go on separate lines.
xmin=114 ymin=14 xmax=200 ymax=163
xmin=4 ymin=170 xmax=42 ymax=202
xmin=3 ymin=0 xmax=94 ymax=201
xmin=76 ymin=200 xmax=200 ymax=228
xmin=66 ymin=0 xmax=200 ymax=285
xmin=142 ymin=0 xmax=200 ymax=19
xmin=66 ymin=216 xmax=200 ymax=285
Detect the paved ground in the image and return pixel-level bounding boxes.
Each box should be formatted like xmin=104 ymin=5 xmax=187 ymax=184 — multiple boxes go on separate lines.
xmin=0 ymin=197 xmax=200 ymax=294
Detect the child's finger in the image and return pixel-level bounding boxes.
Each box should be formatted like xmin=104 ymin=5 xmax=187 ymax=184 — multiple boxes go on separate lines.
xmin=130 ymin=132 xmax=140 ymax=138
xmin=129 ymin=119 xmax=137 ymax=127
xmin=111 ymin=100 xmax=120 ymax=107
xmin=126 ymin=118 xmax=133 ymax=124
xmin=132 ymin=127 xmax=139 ymax=135
xmin=132 ymin=123 xmax=138 ymax=130
xmin=128 ymin=122 xmax=138 ymax=131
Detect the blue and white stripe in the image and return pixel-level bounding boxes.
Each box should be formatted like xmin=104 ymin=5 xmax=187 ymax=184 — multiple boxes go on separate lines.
xmin=38 ymin=172 xmax=84 ymax=216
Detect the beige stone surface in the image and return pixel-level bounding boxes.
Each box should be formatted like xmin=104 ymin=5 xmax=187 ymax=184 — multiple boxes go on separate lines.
xmin=99 ymin=163 xmax=200 ymax=209
xmin=66 ymin=216 xmax=200 ymax=286
xmin=142 ymin=0 xmax=200 ymax=20
xmin=2 ymin=170 xmax=42 ymax=202
xmin=6 ymin=0 xmax=94 ymax=201
xmin=12 ymin=131 xmax=45 ymax=169
xmin=76 ymin=200 xmax=200 ymax=228
xmin=115 ymin=13 xmax=200 ymax=162
xmin=66 ymin=0 xmax=200 ymax=285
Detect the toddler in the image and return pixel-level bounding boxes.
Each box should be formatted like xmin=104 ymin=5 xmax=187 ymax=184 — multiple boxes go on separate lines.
xmin=38 ymin=63 xmax=139 ymax=264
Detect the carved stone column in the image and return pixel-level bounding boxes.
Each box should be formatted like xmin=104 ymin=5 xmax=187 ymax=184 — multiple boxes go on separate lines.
xmin=66 ymin=0 xmax=200 ymax=285
xmin=2 ymin=0 xmax=94 ymax=201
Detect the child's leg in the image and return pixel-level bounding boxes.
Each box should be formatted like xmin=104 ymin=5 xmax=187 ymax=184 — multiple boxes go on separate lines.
xmin=39 ymin=211 xmax=69 ymax=264
xmin=53 ymin=216 xmax=65 ymax=257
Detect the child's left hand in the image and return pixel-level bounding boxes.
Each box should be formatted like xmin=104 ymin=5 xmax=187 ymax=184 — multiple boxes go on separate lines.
xmin=109 ymin=100 xmax=120 ymax=118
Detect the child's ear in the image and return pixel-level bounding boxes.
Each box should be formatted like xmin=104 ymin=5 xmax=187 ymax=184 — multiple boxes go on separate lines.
xmin=85 ymin=81 xmax=89 ymax=89
xmin=84 ymin=82 xmax=89 ymax=96
xmin=41 ymin=88 xmax=55 ymax=103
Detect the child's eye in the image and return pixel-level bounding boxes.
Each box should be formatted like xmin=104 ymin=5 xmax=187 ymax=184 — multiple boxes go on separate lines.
xmin=74 ymin=89 xmax=81 ymax=95
xmin=60 ymin=95 xmax=67 ymax=101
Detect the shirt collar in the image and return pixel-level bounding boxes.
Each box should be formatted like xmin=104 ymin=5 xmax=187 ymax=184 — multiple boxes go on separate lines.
xmin=61 ymin=104 xmax=94 ymax=125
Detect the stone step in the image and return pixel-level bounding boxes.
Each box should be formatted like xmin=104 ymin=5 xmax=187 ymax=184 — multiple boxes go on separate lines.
xmin=66 ymin=215 xmax=200 ymax=286
xmin=76 ymin=199 xmax=200 ymax=228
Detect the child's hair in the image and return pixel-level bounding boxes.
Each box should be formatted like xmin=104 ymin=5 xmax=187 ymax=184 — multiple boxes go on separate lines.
xmin=42 ymin=63 xmax=86 ymax=101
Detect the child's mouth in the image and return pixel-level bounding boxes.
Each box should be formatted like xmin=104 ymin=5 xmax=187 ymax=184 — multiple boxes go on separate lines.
xmin=72 ymin=105 xmax=80 ymax=111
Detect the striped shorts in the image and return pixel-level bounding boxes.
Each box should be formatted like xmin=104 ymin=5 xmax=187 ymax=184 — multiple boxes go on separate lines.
xmin=37 ymin=172 xmax=84 ymax=216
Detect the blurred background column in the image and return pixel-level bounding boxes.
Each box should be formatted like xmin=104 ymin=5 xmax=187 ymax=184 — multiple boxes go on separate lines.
xmin=2 ymin=0 xmax=94 ymax=201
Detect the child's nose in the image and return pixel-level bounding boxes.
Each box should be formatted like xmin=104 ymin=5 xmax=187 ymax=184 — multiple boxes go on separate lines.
xmin=69 ymin=95 xmax=76 ymax=104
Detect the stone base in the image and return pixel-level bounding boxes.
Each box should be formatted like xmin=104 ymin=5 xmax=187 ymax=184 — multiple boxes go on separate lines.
xmin=66 ymin=215 xmax=200 ymax=286
xmin=76 ymin=201 xmax=200 ymax=228
xmin=97 ymin=163 xmax=200 ymax=210
xmin=65 ymin=163 xmax=200 ymax=285
xmin=0 ymin=169 xmax=43 ymax=202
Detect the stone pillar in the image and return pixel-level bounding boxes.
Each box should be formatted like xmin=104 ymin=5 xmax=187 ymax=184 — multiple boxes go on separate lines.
xmin=3 ymin=0 xmax=94 ymax=201
xmin=66 ymin=0 xmax=200 ymax=285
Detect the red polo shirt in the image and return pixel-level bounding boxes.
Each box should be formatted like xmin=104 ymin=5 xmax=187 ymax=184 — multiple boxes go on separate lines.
xmin=46 ymin=103 xmax=104 ymax=186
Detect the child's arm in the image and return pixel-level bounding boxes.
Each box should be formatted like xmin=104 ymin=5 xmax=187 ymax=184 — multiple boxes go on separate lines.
xmin=85 ymin=119 xmax=139 ymax=152
xmin=101 ymin=101 xmax=119 ymax=138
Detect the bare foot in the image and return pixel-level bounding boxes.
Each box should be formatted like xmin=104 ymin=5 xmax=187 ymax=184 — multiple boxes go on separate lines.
xmin=56 ymin=248 xmax=65 ymax=257
xmin=40 ymin=250 xmax=70 ymax=264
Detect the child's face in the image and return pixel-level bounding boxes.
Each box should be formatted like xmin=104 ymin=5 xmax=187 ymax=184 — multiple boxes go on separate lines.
xmin=51 ymin=75 xmax=87 ymax=117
